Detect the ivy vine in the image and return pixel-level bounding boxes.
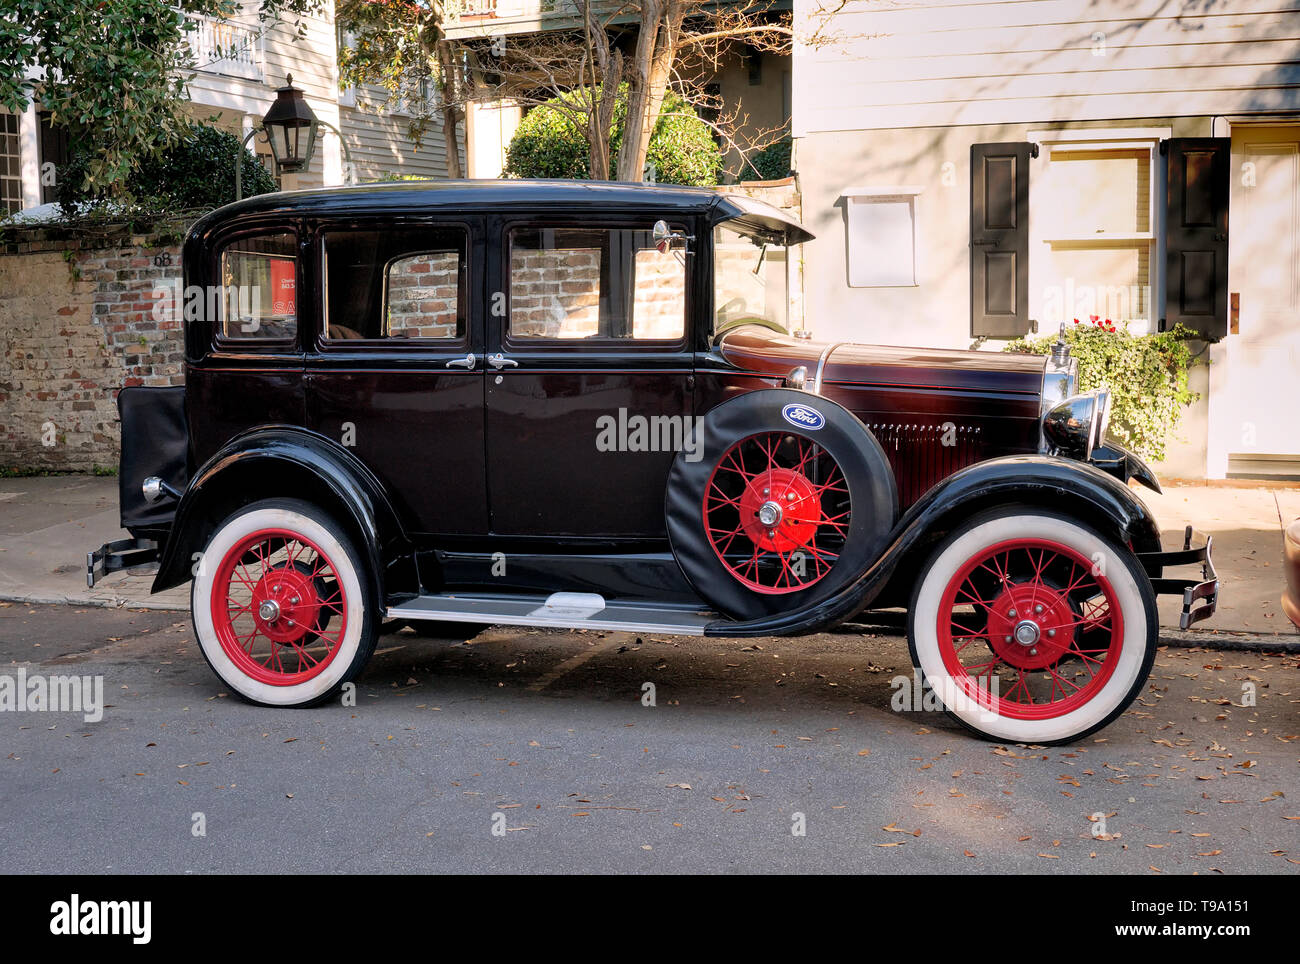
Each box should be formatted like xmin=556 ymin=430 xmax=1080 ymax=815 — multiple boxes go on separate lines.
xmin=1006 ymin=318 xmax=1203 ymax=463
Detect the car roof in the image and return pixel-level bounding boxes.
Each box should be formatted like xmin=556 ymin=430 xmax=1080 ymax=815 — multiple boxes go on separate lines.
xmin=192 ymin=179 xmax=815 ymax=244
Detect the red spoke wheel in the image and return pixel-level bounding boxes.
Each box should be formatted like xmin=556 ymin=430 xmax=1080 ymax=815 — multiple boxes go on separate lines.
xmin=908 ymin=509 xmax=1157 ymax=745
xmin=704 ymin=432 xmax=851 ymax=594
xmin=665 ymin=389 xmax=897 ymax=622
xmin=192 ymin=499 xmax=379 ymax=707
xmin=936 ymin=538 xmax=1122 ymax=720
xmin=212 ymin=531 xmax=348 ymax=686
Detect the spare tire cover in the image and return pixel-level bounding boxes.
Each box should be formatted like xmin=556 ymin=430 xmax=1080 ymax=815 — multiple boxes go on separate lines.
xmin=665 ymin=389 xmax=898 ymax=621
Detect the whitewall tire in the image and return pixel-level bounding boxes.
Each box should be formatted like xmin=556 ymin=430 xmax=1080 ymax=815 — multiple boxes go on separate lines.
xmin=191 ymin=499 xmax=378 ymax=707
xmin=907 ymin=509 xmax=1157 ymax=745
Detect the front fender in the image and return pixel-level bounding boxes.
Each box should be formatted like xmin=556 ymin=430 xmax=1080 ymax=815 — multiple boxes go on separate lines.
xmin=703 ymin=454 xmax=1162 ymax=637
xmin=151 ymin=426 xmax=410 ymax=598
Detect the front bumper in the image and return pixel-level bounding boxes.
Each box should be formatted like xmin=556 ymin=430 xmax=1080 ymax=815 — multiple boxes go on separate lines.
xmin=1137 ymin=525 xmax=1218 ymax=629
xmin=86 ymin=537 xmax=159 ymax=589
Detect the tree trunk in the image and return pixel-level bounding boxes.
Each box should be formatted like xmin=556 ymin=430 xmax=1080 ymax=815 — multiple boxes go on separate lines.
xmin=443 ymin=103 xmax=463 ymax=179
xmin=616 ymin=0 xmax=683 ymax=182
xmin=436 ymin=38 xmax=464 ymax=179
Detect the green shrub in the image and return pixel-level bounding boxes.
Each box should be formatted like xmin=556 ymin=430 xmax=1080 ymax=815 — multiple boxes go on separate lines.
xmin=504 ymin=88 xmax=722 ymax=186
xmin=58 ymin=122 xmax=276 ymax=214
xmin=1005 ymin=317 xmax=1202 ymax=462
xmin=741 ymin=135 xmax=793 ymax=181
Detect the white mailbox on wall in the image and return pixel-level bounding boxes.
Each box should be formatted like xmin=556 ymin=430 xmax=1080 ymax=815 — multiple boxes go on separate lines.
xmin=843 ymin=185 xmax=923 ymax=287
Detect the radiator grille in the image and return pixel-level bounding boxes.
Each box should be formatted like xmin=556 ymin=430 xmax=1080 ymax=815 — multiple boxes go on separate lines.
xmin=863 ymin=421 xmax=988 ymax=509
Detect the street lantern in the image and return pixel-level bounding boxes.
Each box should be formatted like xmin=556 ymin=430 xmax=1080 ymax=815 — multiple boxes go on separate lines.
xmin=235 ymin=73 xmax=354 ymax=201
xmin=261 ymin=74 xmax=318 ymax=175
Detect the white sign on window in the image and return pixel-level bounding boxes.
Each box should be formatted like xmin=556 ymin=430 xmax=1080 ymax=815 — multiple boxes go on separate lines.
xmin=844 ymin=186 xmax=922 ymax=287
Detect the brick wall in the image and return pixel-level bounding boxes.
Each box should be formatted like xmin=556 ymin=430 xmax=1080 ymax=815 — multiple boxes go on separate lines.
xmin=509 ymin=242 xmax=686 ymax=340
xmin=385 ymin=251 xmax=461 ymax=339
xmin=0 ymin=220 xmax=185 ymax=471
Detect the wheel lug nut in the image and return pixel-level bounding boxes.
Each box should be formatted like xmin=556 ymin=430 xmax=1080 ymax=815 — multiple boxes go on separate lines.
xmin=763 ymin=488 xmax=769 ymax=496
xmin=1004 ymin=636 xmax=1012 ymax=644
xmin=1008 ymin=609 xmax=1017 ymax=618
xmin=1047 ymin=629 xmax=1056 ymax=637
xmin=1029 ymin=648 xmax=1037 ymax=656
xmin=1034 ymin=604 xmax=1044 ymax=614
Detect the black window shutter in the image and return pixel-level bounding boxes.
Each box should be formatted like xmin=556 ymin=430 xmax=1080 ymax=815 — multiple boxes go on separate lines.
xmin=1164 ymin=137 xmax=1229 ymax=340
xmin=970 ymin=142 xmax=1031 ymax=338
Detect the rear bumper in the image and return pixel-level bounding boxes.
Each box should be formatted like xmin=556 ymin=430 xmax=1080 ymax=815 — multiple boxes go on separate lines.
xmin=1137 ymin=525 xmax=1218 ymax=629
xmin=86 ymin=537 xmax=159 ymax=589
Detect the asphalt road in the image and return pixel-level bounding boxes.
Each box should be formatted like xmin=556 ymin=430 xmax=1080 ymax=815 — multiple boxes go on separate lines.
xmin=1 ymin=602 xmax=1297 ymax=874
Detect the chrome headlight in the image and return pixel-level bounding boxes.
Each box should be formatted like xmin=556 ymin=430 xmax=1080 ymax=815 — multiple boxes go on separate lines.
xmin=1040 ymin=346 xmax=1079 ymax=417
xmin=1042 ymin=389 xmax=1110 ymax=460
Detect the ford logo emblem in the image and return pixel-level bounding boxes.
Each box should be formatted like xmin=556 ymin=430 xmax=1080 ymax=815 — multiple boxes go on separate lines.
xmin=781 ymin=403 xmax=825 ymax=431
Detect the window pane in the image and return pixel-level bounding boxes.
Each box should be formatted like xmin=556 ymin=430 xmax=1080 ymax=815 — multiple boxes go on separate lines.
xmin=632 ymin=248 xmax=686 ymax=339
xmin=713 ymin=223 xmax=790 ymax=330
xmin=323 ymin=228 xmax=466 ymax=341
xmin=509 ymin=227 xmax=685 ymax=341
xmin=219 ymin=233 xmax=297 ymax=340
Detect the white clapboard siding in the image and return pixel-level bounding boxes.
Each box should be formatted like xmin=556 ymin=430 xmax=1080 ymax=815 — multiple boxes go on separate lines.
xmin=794 ymin=0 xmax=1300 ymax=133
xmin=184 ymin=3 xmax=342 ymax=189
xmin=339 ymin=91 xmax=466 ymax=181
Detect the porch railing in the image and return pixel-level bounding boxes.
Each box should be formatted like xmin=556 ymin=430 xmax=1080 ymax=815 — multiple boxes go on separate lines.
xmin=185 ymin=14 xmax=264 ymax=82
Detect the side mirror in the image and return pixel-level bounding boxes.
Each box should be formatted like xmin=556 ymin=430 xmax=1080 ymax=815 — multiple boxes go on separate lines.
xmin=652 ymin=219 xmax=693 ymax=255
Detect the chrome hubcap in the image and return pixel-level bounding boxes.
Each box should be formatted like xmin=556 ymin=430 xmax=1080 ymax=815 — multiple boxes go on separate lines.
xmin=258 ymin=599 xmax=281 ymax=623
xmin=757 ymin=500 xmax=783 ymax=528
xmin=1013 ymin=619 xmax=1041 ymax=647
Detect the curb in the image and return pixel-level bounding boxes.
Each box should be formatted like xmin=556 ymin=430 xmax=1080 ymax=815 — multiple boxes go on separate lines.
xmin=1158 ymin=628 xmax=1300 ymax=654
xmin=0 ymin=592 xmax=190 ymax=613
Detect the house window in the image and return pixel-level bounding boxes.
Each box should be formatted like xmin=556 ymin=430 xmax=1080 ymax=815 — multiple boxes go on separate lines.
xmin=1029 ymin=129 xmax=1168 ymax=331
xmin=844 ymin=186 xmax=922 ymax=287
xmin=0 ymin=111 xmax=23 ymax=216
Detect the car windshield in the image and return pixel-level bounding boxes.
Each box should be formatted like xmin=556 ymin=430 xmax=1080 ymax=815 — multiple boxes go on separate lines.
xmin=712 ymin=221 xmax=792 ymax=341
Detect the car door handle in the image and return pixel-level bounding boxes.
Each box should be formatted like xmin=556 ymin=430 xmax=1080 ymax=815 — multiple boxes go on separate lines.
xmin=445 ymin=353 xmax=476 ymax=369
xmin=487 ymin=353 xmax=518 ymax=370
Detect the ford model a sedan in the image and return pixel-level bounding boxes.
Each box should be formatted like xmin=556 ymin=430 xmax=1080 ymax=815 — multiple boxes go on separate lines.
xmin=89 ymin=180 xmax=1217 ymax=744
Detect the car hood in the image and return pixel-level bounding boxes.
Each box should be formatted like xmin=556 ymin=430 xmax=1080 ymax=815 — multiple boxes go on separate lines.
xmin=718 ymin=327 xmax=1045 ymax=396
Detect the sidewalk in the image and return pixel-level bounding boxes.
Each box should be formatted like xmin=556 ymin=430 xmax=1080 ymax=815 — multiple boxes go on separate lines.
xmin=0 ymin=476 xmax=189 ymax=611
xmin=0 ymin=475 xmax=1296 ymax=636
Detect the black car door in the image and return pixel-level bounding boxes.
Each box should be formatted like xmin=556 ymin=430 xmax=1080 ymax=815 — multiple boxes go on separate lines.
xmin=483 ymin=215 xmax=697 ymax=540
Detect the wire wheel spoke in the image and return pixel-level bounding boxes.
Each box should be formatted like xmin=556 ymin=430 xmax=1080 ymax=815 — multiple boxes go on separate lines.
xmin=211 ymin=526 xmax=350 ymax=686
xmin=935 ymin=536 xmax=1126 ymax=720
xmin=704 ymin=432 xmax=852 ymax=595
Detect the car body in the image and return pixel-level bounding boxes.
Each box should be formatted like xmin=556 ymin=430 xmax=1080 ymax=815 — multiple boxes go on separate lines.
xmin=89 ymin=180 xmax=1218 ymax=743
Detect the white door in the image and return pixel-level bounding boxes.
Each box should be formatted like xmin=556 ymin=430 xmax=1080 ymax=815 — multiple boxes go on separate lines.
xmin=1223 ymin=125 xmax=1300 ymax=474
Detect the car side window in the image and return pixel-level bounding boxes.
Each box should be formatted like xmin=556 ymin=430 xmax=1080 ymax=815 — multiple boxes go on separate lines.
xmin=218 ymin=232 xmax=298 ymax=341
xmin=508 ymin=226 xmax=685 ymax=343
xmin=322 ymin=227 xmax=467 ymax=342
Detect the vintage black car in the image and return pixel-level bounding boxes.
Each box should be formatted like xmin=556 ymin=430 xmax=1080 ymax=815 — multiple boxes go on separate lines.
xmin=88 ymin=180 xmax=1217 ymax=744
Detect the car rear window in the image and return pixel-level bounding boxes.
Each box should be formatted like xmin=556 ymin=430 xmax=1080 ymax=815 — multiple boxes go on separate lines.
xmin=322 ymin=227 xmax=467 ymax=342
xmin=218 ymin=232 xmax=298 ymax=341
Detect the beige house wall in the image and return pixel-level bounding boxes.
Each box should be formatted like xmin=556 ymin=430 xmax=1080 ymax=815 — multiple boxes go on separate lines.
xmin=790 ymin=0 xmax=1300 ymax=478
xmin=793 ymin=116 xmax=1215 ymax=478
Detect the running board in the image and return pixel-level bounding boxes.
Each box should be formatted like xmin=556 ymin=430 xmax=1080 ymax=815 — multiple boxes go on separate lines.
xmin=387 ymin=591 xmax=716 ymax=636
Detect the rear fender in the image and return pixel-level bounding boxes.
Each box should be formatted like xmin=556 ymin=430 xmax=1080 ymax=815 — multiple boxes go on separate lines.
xmin=151 ymin=426 xmax=411 ymax=599
xmin=703 ymin=455 xmax=1162 ymax=637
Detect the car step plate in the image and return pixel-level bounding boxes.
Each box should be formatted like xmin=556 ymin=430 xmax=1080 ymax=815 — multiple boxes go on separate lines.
xmin=388 ymin=591 xmax=715 ymax=636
